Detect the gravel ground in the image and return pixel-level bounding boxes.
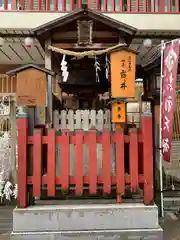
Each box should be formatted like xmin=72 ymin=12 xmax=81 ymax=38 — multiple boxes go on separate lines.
xmin=0 ymin=207 xmax=180 ymax=240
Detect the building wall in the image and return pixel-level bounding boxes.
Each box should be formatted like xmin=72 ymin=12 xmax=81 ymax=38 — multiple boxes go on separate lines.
xmin=1 ymin=12 xmax=180 ymax=30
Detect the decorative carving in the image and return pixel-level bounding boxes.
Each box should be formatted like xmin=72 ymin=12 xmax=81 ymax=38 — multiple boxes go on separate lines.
xmin=77 ymin=20 xmax=93 ymax=45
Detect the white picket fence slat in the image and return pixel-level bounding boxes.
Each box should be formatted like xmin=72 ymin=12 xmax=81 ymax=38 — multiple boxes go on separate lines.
xmin=53 ymin=109 xmax=111 ymax=131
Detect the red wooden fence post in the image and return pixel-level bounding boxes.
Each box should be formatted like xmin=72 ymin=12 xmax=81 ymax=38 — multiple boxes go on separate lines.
xmin=11 ymin=0 xmax=17 ymax=10
xmin=17 ymin=109 xmax=28 ymax=208
xmin=115 ymin=129 xmax=124 ymax=203
xmin=61 ymin=130 xmax=70 ymax=191
xmin=129 ymin=128 xmax=138 ymax=193
xmin=33 ymin=128 xmax=42 ymax=197
xmin=142 ymin=112 xmax=154 ymax=205
xmin=75 ymin=131 xmax=83 ymax=194
xmin=47 ymin=129 xmax=56 ymax=196
xmin=102 ymin=130 xmax=111 ymax=194
xmin=159 ymin=0 xmax=165 ymax=12
xmin=88 ymin=130 xmax=97 ymax=194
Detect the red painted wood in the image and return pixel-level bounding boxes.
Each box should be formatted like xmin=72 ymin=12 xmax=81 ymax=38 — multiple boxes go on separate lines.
xmin=62 ymin=0 xmax=66 ymax=12
xmin=167 ymin=0 xmax=171 ymax=12
xmin=17 ymin=117 xmax=28 ymax=208
xmin=37 ymin=0 xmax=41 ymax=10
xmin=0 ymin=0 xmax=179 ymax=12
xmin=28 ymin=174 xmax=145 ymax=185
xmin=33 ymin=129 xmax=42 ymax=197
xmin=142 ymin=114 xmax=154 ymax=204
xmin=96 ymin=0 xmax=100 ymax=10
xmin=102 ymin=130 xmax=111 ymax=193
xmin=77 ymin=0 xmax=82 ymax=8
xmin=19 ymin=0 xmax=25 ymax=10
xmin=115 ymin=130 xmax=124 ymax=202
xmin=46 ymin=0 xmax=50 ymax=11
xmin=144 ymin=0 xmax=147 ymax=11
xmin=28 ymin=134 xmax=142 ymax=145
xmin=75 ymin=131 xmax=83 ymax=194
xmin=159 ymin=0 xmax=164 ymax=12
xmin=135 ymin=0 xmax=139 ymax=11
xmin=127 ymin=0 xmax=131 ymax=11
xmin=4 ymin=0 xmax=8 ymax=10
xmin=129 ymin=128 xmax=138 ymax=192
xmin=29 ymin=0 xmax=33 ymax=10
xmin=70 ymin=0 xmax=74 ymax=11
xmin=111 ymin=0 xmax=115 ymax=12
xmin=88 ymin=130 xmax=97 ymax=194
xmin=103 ymin=0 xmax=108 ymax=11
xmin=119 ymin=0 xmax=122 ymax=12
xmin=175 ymin=0 xmax=179 ymax=12
xmin=88 ymin=0 xmax=91 ymax=8
xmin=47 ymin=129 xmax=56 ymax=196
xmin=54 ymin=0 xmax=58 ymax=10
xmin=61 ymin=130 xmax=70 ymax=190
xmin=11 ymin=0 xmax=17 ymax=10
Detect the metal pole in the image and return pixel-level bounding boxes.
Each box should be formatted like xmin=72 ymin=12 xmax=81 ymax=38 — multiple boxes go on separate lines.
xmin=159 ymin=40 xmax=165 ymax=218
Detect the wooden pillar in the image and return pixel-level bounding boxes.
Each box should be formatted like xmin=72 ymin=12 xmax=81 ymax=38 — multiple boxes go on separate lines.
xmin=17 ymin=110 xmax=28 ymax=208
xmin=142 ymin=112 xmax=154 ymax=204
xmin=10 ymin=100 xmax=17 ymax=184
xmin=45 ymin=38 xmax=53 ymax=126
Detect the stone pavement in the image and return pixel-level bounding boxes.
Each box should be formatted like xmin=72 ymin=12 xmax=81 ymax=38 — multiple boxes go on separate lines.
xmin=0 ymin=206 xmax=13 ymax=240
xmin=162 ymin=212 xmax=180 ymax=240
xmin=0 ymin=206 xmax=180 ymax=240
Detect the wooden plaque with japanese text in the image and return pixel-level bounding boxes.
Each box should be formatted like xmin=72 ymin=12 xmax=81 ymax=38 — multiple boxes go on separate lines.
xmin=16 ymin=68 xmax=47 ymax=106
xmin=110 ymin=49 xmax=136 ymax=98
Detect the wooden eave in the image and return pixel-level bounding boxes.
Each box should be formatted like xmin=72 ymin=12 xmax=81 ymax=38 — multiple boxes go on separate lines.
xmin=33 ymin=8 xmax=137 ymax=37
xmin=6 ymin=63 xmax=56 ymax=76
xmin=111 ymin=46 xmax=139 ymax=55
xmin=143 ymin=58 xmax=161 ymax=72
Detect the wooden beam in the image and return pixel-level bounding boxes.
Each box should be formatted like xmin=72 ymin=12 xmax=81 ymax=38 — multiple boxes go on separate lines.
xmin=52 ymin=31 xmax=119 ymax=40
xmin=45 ymin=38 xmax=53 ymax=125
xmin=51 ymin=43 xmax=118 ymax=49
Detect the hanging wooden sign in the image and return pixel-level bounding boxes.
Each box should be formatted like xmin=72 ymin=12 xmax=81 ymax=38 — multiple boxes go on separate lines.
xmin=110 ymin=49 xmax=136 ymax=98
xmin=111 ymin=101 xmax=126 ymax=123
xmin=16 ymin=68 xmax=47 ymax=106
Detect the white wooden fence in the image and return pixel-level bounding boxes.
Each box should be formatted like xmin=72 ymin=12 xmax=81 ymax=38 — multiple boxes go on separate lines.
xmin=53 ymin=109 xmax=115 ymax=176
xmin=53 ymin=109 xmax=111 ymax=131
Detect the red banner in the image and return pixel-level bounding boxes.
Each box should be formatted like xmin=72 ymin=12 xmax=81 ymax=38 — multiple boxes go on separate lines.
xmin=162 ymin=41 xmax=179 ymax=161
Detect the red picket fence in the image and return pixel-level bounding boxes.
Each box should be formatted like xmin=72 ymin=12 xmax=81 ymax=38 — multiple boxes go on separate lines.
xmin=17 ymin=113 xmax=153 ymax=208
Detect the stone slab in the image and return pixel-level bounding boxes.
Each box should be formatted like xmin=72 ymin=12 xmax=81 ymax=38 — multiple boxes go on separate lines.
xmin=11 ymin=228 xmax=163 ymax=240
xmin=13 ymin=203 xmax=159 ymax=232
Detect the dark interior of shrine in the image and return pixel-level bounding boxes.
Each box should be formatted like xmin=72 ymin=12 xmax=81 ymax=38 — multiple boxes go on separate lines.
xmin=53 ymin=52 xmax=111 ymax=110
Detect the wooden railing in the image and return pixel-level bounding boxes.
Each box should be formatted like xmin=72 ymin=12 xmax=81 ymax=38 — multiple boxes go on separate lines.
xmin=0 ymin=0 xmax=179 ymax=12
xmin=17 ymin=112 xmax=153 ymax=208
xmin=0 ymin=74 xmax=16 ymax=94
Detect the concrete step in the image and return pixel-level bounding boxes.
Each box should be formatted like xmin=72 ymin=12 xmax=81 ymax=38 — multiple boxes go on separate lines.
xmin=11 ymin=228 xmax=163 ymax=240
xmin=13 ymin=203 xmax=159 ymax=232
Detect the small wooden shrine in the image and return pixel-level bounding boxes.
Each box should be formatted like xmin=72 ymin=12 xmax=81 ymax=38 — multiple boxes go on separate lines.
xmin=7 ymin=8 xmax=154 ymax=207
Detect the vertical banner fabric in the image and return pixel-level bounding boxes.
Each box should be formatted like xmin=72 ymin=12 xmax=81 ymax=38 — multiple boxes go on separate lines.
xmin=162 ymin=40 xmax=180 ymax=161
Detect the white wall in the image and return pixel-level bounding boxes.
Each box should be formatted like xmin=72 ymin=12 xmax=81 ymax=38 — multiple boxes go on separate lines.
xmin=0 ymin=12 xmax=180 ymax=30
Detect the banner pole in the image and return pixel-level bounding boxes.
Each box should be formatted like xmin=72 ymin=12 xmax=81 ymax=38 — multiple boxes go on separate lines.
xmin=159 ymin=40 xmax=165 ymax=218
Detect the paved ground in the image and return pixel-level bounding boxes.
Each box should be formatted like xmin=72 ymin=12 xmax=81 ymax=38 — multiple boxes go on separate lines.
xmin=0 ymin=205 xmax=13 ymax=240
xmin=0 ymin=206 xmax=180 ymax=240
xmin=161 ymin=212 xmax=180 ymax=240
